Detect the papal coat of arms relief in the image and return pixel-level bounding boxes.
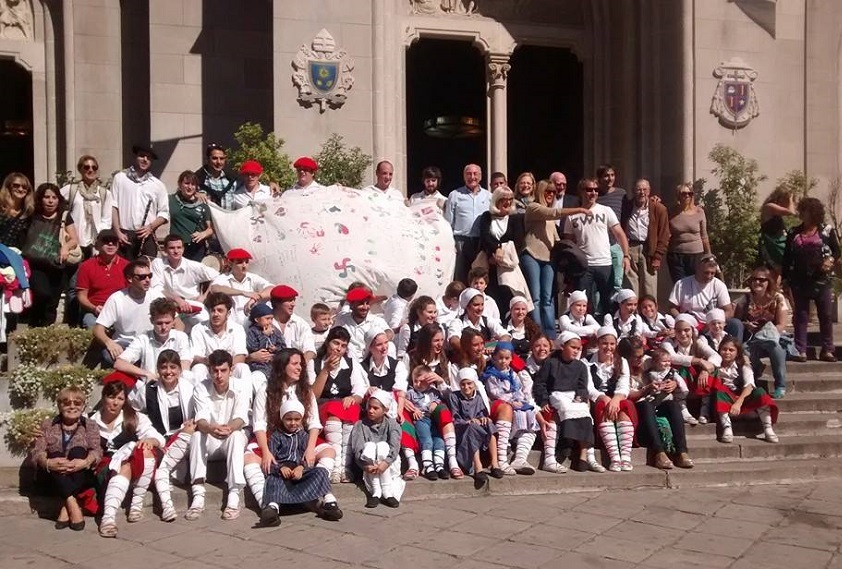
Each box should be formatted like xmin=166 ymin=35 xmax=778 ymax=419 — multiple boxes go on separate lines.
xmin=291 ymin=29 xmax=355 ymax=113
xmin=710 ymin=57 xmax=760 ymax=129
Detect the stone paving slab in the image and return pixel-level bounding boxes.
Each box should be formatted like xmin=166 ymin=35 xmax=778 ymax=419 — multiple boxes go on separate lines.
xmin=4 ymin=480 xmax=842 ymax=569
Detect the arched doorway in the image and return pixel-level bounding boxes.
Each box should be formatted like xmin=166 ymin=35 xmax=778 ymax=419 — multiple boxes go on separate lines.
xmin=405 ymin=38 xmax=487 ymax=196
xmin=0 ymin=59 xmax=33 ymax=183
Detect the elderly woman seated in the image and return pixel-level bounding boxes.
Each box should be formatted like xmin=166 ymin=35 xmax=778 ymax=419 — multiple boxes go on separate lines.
xmin=32 ymin=386 xmax=101 ymax=530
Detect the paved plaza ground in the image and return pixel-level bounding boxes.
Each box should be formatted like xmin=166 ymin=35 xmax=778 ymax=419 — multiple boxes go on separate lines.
xmin=2 ymin=480 xmax=842 ymax=569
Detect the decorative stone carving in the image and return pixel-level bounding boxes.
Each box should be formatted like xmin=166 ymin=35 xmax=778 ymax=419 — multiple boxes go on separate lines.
xmin=487 ymin=58 xmax=510 ymax=88
xmin=410 ymin=0 xmax=478 ymax=16
xmin=710 ymin=57 xmax=760 ymax=129
xmin=291 ymin=29 xmax=355 ymax=113
xmin=0 ymin=0 xmax=33 ymax=41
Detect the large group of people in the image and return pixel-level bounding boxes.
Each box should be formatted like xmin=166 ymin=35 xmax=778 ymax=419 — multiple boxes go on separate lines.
xmin=5 ymin=148 xmax=839 ymax=536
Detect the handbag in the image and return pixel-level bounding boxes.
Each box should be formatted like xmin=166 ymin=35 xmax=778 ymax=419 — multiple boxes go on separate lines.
xmin=60 ymin=211 xmax=83 ymax=265
xmin=752 ymin=321 xmax=781 ymax=343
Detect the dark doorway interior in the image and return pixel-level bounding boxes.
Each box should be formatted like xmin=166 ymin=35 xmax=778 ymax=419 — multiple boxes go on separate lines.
xmin=507 ymin=46 xmax=583 ymax=185
xmin=406 ymin=39 xmax=486 ymax=197
xmin=121 ymin=0 xmax=150 ymax=168
xmin=0 ymin=59 xmax=33 ymax=183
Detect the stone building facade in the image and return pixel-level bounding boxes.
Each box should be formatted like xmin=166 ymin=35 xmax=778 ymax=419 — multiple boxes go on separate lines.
xmin=0 ymin=0 xmax=840 ymax=200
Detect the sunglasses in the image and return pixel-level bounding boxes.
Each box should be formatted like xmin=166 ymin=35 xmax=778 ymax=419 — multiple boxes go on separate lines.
xmin=133 ymin=273 xmax=152 ymax=280
xmin=10 ymin=183 xmax=28 ymax=190
xmin=751 ymin=277 xmax=769 ymax=283
xmin=60 ymin=399 xmax=84 ymax=407
xmin=100 ymin=239 xmax=119 ymax=246
xmin=679 ymin=192 xmax=693 ymax=197
xmin=583 ymin=187 xmax=599 ymax=193
xmin=82 ymin=164 xmax=99 ymax=172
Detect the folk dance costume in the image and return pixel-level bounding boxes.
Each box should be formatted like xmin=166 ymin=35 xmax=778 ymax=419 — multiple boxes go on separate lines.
xmin=603 ymin=311 xmax=645 ymax=341
xmin=587 ymin=345 xmax=638 ymax=472
xmin=187 ymin=378 xmax=250 ymax=519
xmin=640 ymin=312 xmax=675 ymax=349
xmin=447 ymin=369 xmax=497 ymax=475
xmin=482 ymin=357 xmax=538 ymax=474
xmin=406 ymin=384 xmax=448 ymax=479
xmin=128 ymin=376 xmax=195 ymax=522
xmin=309 ymin=355 xmax=368 ymax=483
xmin=520 ymin=355 xmax=564 ymax=473
xmin=715 ymin=362 xmax=779 ymax=443
xmin=635 ymin=367 xmax=692 ymax=467
xmin=350 ymin=390 xmax=405 ymax=505
xmin=94 ymin=407 xmax=165 ymax=535
xmin=505 ymin=321 xmax=531 ymax=359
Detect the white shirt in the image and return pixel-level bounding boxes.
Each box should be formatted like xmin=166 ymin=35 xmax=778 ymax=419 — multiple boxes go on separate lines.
xmin=92 ymin=409 xmax=164 ymax=452
xmin=361 ymin=185 xmax=405 ymax=202
xmin=603 ymin=312 xmax=646 ymax=340
xmin=563 ymin=203 xmax=620 ymax=266
xmin=446 ymin=314 xmax=508 ymax=342
xmin=365 ymin=356 xmax=409 ymax=393
xmin=129 ymin=377 xmax=195 ymax=435
xmin=190 ymin=322 xmax=247 ymax=358
xmin=151 ymin=257 xmax=219 ymax=301
xmin=333 ymin=311 xmax=393 ymax=361
xmin=273 ymin=313 xmax=316 ymax=355
xmin=558 ymin=312 xmax=600 ymax=338
xmin=668 ymin=276 xmax=731 ymax=322
xmin=626 ymin=203 xmax=650 ymax=242
xmin=118 ymin=330 xmax=193 ymax=374
xmin=111 ymin=171 xmax=169 ymax=230
xmin=252 ymin=383 xmax=322 ymax=433
xmin=481 ymin=292 xmax=501 ymax=321
xmin=718 ymin=361 xmax=755 ymax=391
xmin=60 ymin=183 xmax=113 ymax=247
xmin=192 ymin=378 xmax=250 ymax=426
xmin=230 ymin=182 xmax=273 ymax=210
xmin=662 ymin=336 xmax=722 ymax=368
xmin=95 ymin=288 xmax=164 ymax=345
xmin=306 ymin=356 xmax=369 ymax=398
xmin=289 ymin=181 xmax=324 ymax=192
xmin=435 ymin=296 xmax=459 ymax=328
xmin=210 ymin=271 xmax=273 ymax=326
xmin=383 ymin=295 xmax=409 ymax=331
xmin=586 ymin=354 xmax=631 ymax=400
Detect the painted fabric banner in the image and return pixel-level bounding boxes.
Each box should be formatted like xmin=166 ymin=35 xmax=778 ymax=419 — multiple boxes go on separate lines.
xmin=210 ymin=186 xmax=455 ymax=314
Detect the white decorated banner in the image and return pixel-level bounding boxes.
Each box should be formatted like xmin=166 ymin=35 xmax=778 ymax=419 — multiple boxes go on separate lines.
xmin=209 ymin=186 xmax=455 ymax=314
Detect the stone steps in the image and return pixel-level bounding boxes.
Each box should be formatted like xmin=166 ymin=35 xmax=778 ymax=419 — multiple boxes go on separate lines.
xmin=685 ymin=412 xmax=842 ymax=439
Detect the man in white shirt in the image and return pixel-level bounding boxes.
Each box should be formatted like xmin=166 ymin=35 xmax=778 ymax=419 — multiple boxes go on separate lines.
xmin=333 ymin=287 xmax=393 ymax=361
xmin=115 ymin=298 xmax=193 ymax=381
xmin=408 ymin=166 xmax=446 ymax=211
xmin=92 ymin=258 xmax=163 ymax=366
xmin=230 ymin=160 xmax=273 ymax=210
xmin=187 ymin=351 xmax=249 ymax=521
xmin=270 ymin=285 xmax=316 ymax=360
xmin=208 ymin=248 xmax=274 ymax=326
xmin=190 ymin=292 xmax=249 ymax=384
xmin=562 ymin=177 xmax=631 ymax=320
xmin=668 ymin=254 xmax=744 ymax=339
xmin=151 ymin=234 xmax=220 ymax=327
xmin=288 ymin=156 xmax=324 ymax=191
xmin=111 ymin=144 xmax=169 ymax=260
xmin=362 ymin=160 xmax=404 ymax=201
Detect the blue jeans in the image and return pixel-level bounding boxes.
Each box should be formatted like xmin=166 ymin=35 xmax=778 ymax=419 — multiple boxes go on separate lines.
xmin=610 ymin=243 xmax=624 ymax=291
xmin=414 ymin=416 xmax=444 ymax=452
xmin=520 ymin=252 xmax=556 ymax=338
xmin=748 ymin=339 xmax=787 ymax=390
xmin=725 ymin=318 xmax=745 ymax=342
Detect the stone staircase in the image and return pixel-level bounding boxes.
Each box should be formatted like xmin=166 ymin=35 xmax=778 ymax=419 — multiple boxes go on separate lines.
xmin=1 ymin=345 xmax=842 ymax=513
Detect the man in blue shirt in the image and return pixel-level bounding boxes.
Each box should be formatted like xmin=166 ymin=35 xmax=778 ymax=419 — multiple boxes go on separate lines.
xmin=443 ymin=164 xmax=491 ymax=283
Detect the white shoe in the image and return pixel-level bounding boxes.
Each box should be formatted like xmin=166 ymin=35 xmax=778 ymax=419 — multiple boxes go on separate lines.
xmin=588 ymin=461 xmax=607 ymax=473
xmin=682 ymin=408 xmax=699 ymax=425
xmin=160 ymin=505 xmax=177 ymax=523
xmin=620 ymin=461 xmax=634 ymax=472
xmin=763 ymin=429 xmax=779 ymax=443
xmin=510 ymin=459 xmax=536 ymax=475
xmin=126 ymin=508 xmax=143 ymax=523
xmin=498 ymin=463 xmax=517 ymax=476
xmin=697 ymin=415 xmax=708 ymax=425
xmin=719 ymin=426 xmax=734 ymax=443
xmin=540 ymin=461 xmax=567 ymax=474
xmin=329 ymin=469 xmax=341 ymax=484
xmin=608 ymin=461 xmax=622 ymax=472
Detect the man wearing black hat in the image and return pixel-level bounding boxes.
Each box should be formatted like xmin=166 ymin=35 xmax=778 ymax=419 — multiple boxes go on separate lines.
xmin=111 ymin=144 xmax=169 ymax=260
xmin=75 ymin=229 xmax=129 ymax=329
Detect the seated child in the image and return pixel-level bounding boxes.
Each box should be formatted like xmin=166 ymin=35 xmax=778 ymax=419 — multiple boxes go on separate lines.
xmin=448 ymin=368 xmax=505 ymax=488
xmin=246 ymin=302 xmax=287 ymax=377
xmin=468 ymin=267 xmax=501 ymax=321
xmin=259 ymin=398 xmax=343 ymax=527
xmin=558 ymin=290 xmax=599 ymax=352
xmin=638 ymin=294 xmax=674 ymax=349
xmin=481 ymin=342 xmax=539 ymax=475
xmin=350 ymin=389 xmax=404 ymax=508
xmin=406 ymin=364 xmax=447 ymax=480
xmin=603 ymin=289 xmax=645 ymax=340
xmin=310 ymin=303 xmax=333 ymax=353
xmin=714 ymin=337 xmax=778 ymax=444
xmin=436 ymin=280 xmax=466 ymax=329
xmin=384 ymin=278 xmax=418 ymax=333
xmin=698 ymin=308 xmax=727 ymax=353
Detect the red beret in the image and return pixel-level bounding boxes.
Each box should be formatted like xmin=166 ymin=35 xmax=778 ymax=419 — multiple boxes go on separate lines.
xmin=226 ymin=248 xmax=252 ymax=261
xmin=270 ymin=285 xmax=298 ymax=301
xmin=239 ymin=160 xmax=263 ymax=175
xmin=346 ymin=288 xmax=373 ymax=303
xmin=293 ymin=156 xmax=318 ymax=172
xmin=101 ymin=371 xmax=137 ymax=390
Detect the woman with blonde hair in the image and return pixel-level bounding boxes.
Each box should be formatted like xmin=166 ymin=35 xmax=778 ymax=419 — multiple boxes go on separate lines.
xmin=667 ymin=183 xmax=710 ymax=284
xmin=513 ymin=172 xmax=536 ymax=212
xmin=477 ymin=186 xmax=525 ymax=312
xmin=0 ymin=172 xmax=34 ymax=247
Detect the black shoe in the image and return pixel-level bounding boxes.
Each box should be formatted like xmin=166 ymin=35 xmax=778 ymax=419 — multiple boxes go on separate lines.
xmin=473 ymin=471 xmax=489 ymax=490
xmin=572 ymin=460 xmax=589 ymax=472
xmin=365 ymin=495 xmax=379 ymax=508
xmin=423 ymin=469 xmax=438 ymax=481
xmin=54 ymin=520 xmax=70 ymax=530
xmin=489 ymin=467 xmax=505 ymax=479
xmin=259 ymin=506 xmax=281 ymax=527
xmin=381 ymin=497 xmax=400 ymax=508
xmin=437 ymin=468 xmax=449 ymax=480
xmin=319 ymin=501 xmax=343 ymax=521
xmin=69 ymin=520 xmax=85 ymax=531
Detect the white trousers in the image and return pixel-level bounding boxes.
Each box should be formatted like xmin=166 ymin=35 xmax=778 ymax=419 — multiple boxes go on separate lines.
xmin=360 ymin=441 xmax=405 ymax=500
xmin=189 ymin=430 xmax=247 ymax=489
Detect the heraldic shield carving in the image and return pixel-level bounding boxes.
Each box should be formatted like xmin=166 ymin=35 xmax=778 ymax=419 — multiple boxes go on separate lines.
xmin=710 ymin=57 xmax=760 ymax=129
xmin=292 ymin=29 xmax=355 ymax=113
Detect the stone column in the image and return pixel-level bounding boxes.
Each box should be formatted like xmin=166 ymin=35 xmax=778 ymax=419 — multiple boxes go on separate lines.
xmin=487 ymin=54 xmax=510 ymax=177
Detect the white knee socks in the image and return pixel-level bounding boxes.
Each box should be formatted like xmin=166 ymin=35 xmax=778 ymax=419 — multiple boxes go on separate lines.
xmin=190 ymin=484 xmax=206 ymax=510
xmin=244 ymin=462 xmax=265 ymax=505
xmin=598 ymin=422 xmax=621 ymax=466
xmin=542 ymin=421 xmax=559 ymax=468
xmin=102 ymin=474 xmax=130 ymax=524
xmin=341 ymin=423 xmax=354 ymax=473
xmin=154 ymin=432 xmax=190 ymax=512
xmin=317 ymin=453 xmax=335 ymax=473
xmin=324 ymin=420 xmax=342 ymax=476
xmin=617 ymin=421 xmax=634 ymax=464
xmin=129 ymin=458 xmax=155 ymax=512
xmin=513 ymin=432 xmax=536 ymax=464
xmin=402 ymin=447 xmax=419 ymax=472
xmin=496 ymin=421 xmax=512 ymax=466
xmin=443 ymin=430 xmax=458 ymax=470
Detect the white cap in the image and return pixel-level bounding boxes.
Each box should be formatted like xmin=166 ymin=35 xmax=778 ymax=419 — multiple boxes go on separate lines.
xmin=279 ymin=398 xmax=305 ymax=418
xmin=613 ymin=289 xmax=637 ymax=304
xmin=458 ymin=367 xmax=479 ymax=382
xmin=705 ymin=308 xmax=726 ymax=324
xmin=459 ymin=287 xmax=483 ymax=311
xmin=556 ymin=331 xmax=581 ymax=347
xmin=368 ymin=389 xmax=393 ymax=410
xmin=675 ymin=313 xmax=698 ymax=328
xmin=509 ymin=296 xmax=529 ymax=309
xmin=568 ymin=290 xmax=588 ymax=305
xmin=597 ymin=326 xmax=617 ymax=339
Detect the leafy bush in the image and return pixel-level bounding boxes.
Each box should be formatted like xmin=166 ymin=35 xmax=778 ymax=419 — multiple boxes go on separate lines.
xmin=10 ymin=324 xmax=92 ymax=366
xmin=41 ymin=365 xmax=105 ymax=403
xmin=8 ymin=364 xmax=47 ymax=409
xmin=700 ymin=144 xmax=766 ymax=288
xmin=775 ymin=170 xmax=816 ymax=201
xmin=227 ymin=122 xmax=295 ymax=189
xmin=314 ymin=133 xmax=372 ymax=187
xmin=1 ymin=408 xmax=54 ymax=457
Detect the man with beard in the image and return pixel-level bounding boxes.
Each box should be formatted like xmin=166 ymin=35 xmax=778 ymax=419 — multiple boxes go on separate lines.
xmin=333 ymin=287 xmax=393 ymax=361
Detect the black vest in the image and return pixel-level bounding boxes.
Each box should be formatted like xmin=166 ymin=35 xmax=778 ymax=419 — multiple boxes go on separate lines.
xmin=315 ymin=356 xmax=354 ymax=401
xmin=590 ymin=363 xmax=619 ymax=397
xmin=464 ymin=316 xmax=492 ymax=342
xmin=362 ymin=355 xmax=398 ymax=392
xmin=145 ymin=382 xmax=184 ymax=436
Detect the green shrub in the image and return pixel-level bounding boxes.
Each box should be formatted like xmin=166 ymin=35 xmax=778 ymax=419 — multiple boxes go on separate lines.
xmin=41 ymin=365 xmax=105 ymax=403
xmin=10 ymin=324 xmax=92 ymax=366
xmin=314 ymin=133 xmax=372 ymax=188
xmin=2 ymin=408 xmax=54 ymax=457
xmin=8 ymin=364 xmax=47 ymax=409
xmin=227 ymin=122 xmax=295 ymax=189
